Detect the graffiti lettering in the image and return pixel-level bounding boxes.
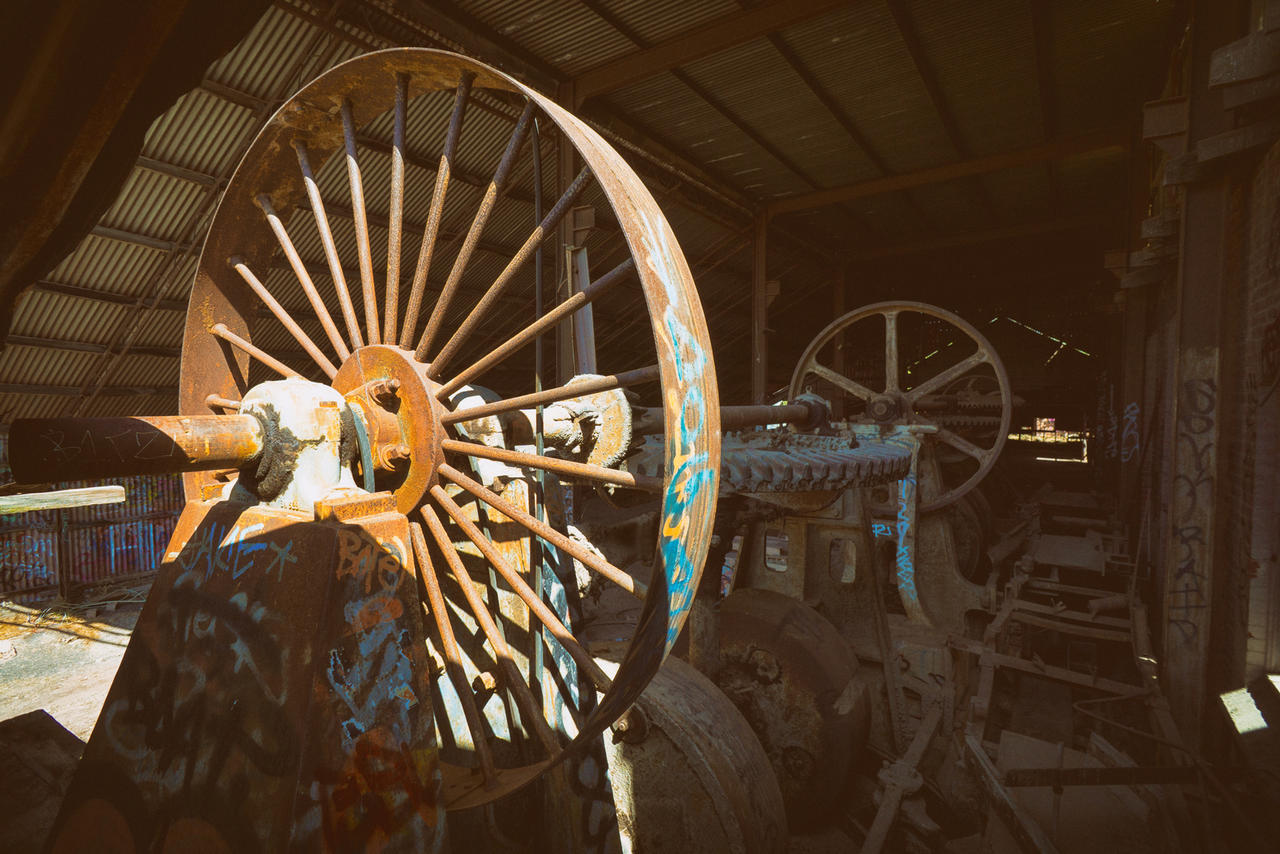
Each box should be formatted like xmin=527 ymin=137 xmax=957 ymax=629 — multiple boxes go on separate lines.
xmin=1172 ymin=378 xmax=1216 ymax=519
xmin=100 ymin=567 xmax=297 ymax=797
xmin=328 ymin=529 xmax=417 ymax=751
xmin=1120 ymin=402 xmax=1140 ymax=462
xmin=1167 ymin=375 xmax=1216 ymax=649
xmin=312 ymin=736 xmax=440 ymax=851
xmin=105 ymin=426 xmax=180 ymax=461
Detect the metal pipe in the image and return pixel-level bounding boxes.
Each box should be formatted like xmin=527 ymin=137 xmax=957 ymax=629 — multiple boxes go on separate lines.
xmin=8 ymin=415 xmax=263 ymax=482
xmin=718 ymin=403 xmax=816 ymax=431
xmin=635 ymin=402 xmax=819 ymax=435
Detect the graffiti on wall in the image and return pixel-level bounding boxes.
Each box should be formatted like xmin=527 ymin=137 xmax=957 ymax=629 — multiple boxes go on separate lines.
xmin=1168 ymin=372 xmax=1217 ymax=648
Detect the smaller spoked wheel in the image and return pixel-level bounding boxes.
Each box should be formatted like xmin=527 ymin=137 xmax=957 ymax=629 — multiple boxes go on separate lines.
xmin=788 ymin=300 xmax=1011 ymax=512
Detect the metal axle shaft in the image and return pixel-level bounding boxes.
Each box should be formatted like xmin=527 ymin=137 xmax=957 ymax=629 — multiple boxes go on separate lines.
xmin=7 ymin=415 xmax=264 ymax=483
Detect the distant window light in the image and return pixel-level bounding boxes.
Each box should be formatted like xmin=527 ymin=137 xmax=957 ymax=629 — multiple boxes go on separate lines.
xmin=1035 ymin=417 xmax=1056 ymax=432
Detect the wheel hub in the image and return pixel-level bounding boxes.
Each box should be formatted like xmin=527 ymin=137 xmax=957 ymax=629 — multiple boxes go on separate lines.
xmin=332 ymin=345 xmax=446 ymax=514
xmin=867 ymin=393 xmax=905 ymax=423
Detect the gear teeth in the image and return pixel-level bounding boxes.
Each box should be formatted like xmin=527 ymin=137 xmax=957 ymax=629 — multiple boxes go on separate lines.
xmin=625 ymin=431 xmax=914 ymax=495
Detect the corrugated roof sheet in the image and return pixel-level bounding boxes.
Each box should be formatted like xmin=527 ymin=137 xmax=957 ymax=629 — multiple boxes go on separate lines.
xmin=779 ymin=2 xmax=954 ymax=175
xmin=906 ymin=0 xmax=1042 ymax=157
xmin=0 ymin=0 xmax=1173 ymax=423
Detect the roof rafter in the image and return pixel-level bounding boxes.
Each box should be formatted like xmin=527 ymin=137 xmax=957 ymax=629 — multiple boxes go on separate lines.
xmin=6 ymin=334 xmax=181 ymax=359
xmin=29 ymin=280 xmax=187 ymax=312
xmin=579 ymin=0 xmax=866 ymax=244
xmin=572 ymin=0 xmax=850 ymax=101
xmin=885 ymin=0 xmax=999 ymax=218
xmin=767 ymin=127 xmax=1129 ymax=215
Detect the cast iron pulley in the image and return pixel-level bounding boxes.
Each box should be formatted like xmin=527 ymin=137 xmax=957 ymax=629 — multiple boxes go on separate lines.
xmin=788 ymin=300 xmax=1011 ymax=512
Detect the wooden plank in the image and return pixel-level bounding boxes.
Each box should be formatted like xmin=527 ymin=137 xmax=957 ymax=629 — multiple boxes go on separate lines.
xmin=965 ymin=735 xmax=1062 ymax=854
xmin=0 ymin=486 xmax=126 ymax=514
xmin=949 ymin=636 xmax=1143 ymax=696
xmin=843 ymin=213 xmax=1113 ymax=262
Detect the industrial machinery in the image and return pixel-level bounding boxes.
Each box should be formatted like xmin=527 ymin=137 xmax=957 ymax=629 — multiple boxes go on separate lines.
xmin=7 ymin=44 xmax=1156 ymax=852
xmin=555 ymin=299 xmax=1017 ymax=848
xmin=8 ymin=48 xmax=735 ymax=852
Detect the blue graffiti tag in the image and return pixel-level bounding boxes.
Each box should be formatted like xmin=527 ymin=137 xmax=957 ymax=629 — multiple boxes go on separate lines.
xmin=895 ymin=474 xmax=919 ymax=603
xmin=657 ymin=310 xmax=714 ymax=649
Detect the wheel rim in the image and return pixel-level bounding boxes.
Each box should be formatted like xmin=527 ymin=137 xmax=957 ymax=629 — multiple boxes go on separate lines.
xmin=788 ymin=300 xmax=1010 ymax=512
xmin=180 ymin=48 xmax=720 ymax=807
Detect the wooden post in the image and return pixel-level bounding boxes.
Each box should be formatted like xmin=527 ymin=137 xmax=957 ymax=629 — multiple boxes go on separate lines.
xmin=1161 ymin=0 xmax=1246 ymax=746
xmin=752 ymin=209 xmax=768 ymax=404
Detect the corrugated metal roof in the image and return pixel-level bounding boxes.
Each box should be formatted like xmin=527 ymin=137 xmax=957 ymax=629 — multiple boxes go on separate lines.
xmin=0 ymin=0 xmax=1173 ymax=424
xmin=205 ymin=6 xmax=324 ymax=102
xmin=779 ymin=3 xmax=954 ymax=175
xmin=906 ymin=0 xmax=1042 ymax=157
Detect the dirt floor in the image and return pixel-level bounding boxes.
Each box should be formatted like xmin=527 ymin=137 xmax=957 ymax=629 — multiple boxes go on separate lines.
xmin=0 ymin=584 xmax=148 ymax=741
xmin=0 ymin=584 xmax=150 ymax=851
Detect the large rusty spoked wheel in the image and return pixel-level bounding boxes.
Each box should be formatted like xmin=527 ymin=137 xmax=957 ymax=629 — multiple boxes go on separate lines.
xmin=180 ymin=49 xmax=720 ymax=809
xmin=789 ymin=300 xmax=1010 ymax=512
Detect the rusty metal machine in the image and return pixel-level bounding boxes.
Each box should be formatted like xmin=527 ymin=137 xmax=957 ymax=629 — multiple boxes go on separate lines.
xmin=558 ymin=299 xmax=1018 ymax=849
xmin=5 ymin=45 xmax=1144 ymax=853
xmin=3 ymin=48 xmax=743 ymax=851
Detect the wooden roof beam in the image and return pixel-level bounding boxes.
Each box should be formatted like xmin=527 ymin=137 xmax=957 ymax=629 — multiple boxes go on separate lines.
xmin=844 ymin=212 xmax=1117 ymax=262
xmin=572 ymin=0 xmax=850 ymax=101
xmin=767 ymin=127 xmax=1129 ymax=215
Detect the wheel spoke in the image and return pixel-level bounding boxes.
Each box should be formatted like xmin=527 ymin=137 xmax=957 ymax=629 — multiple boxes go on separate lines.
xmin=254 ymin=194 xmax=350 ymax=362
xmin=432 ymin=486 xmax=613 ymax=692
xmin=420 ymin=503 xmax=560 ymax=756
xmin=441 ymin=364 xmax=658 ymax=425
xmin=809 ymin=363 xmax=874 ymax=401
xmin=209 ymin=323 xmax=299 ymax=379
xmin=384 ymin=72 xmax=408 ymax=344
xmin=441 ymin=438 xmax=661 ymax=491
xmin=935 ymin=425 xmax=991 ymax=461
xmin=906 ymin=350 xmax=987 ymax=402
xmin=409 ymin=520 xmax=498 ymax=784
xmin=226 ymin=260 xmax=336 ymax=378
xmin=436 ymin=258 xmax=635 ymax=399
xmin=400 ymin=72 xmax=474 ymax=348
xmin=884 ymin=310 xmax=899 ymax=393
xmin=204 ymin=394 xmax=241 ymax=411
xmin=341 ymin=99 xmax=379 ymax=345
xmin=429 ymin=167 xmax=592 ymax=379
xmin=415 ymin=100 xmax=536 ymax=362
xmin=295 ymin=141 xmax=364 ymax=349
xmin=438 ymin=462 xmax=647 ymax=599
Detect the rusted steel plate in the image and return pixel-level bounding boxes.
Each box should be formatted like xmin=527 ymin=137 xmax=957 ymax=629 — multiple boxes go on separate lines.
xmin=47 ymin=494 xmax=443 ymax=851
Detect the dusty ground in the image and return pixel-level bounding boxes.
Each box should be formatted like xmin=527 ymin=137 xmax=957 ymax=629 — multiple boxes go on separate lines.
xmin=0 ymin=585 xmax=148 ymax=741
xmin=0 ymin=586 xmax=149 ymax=851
